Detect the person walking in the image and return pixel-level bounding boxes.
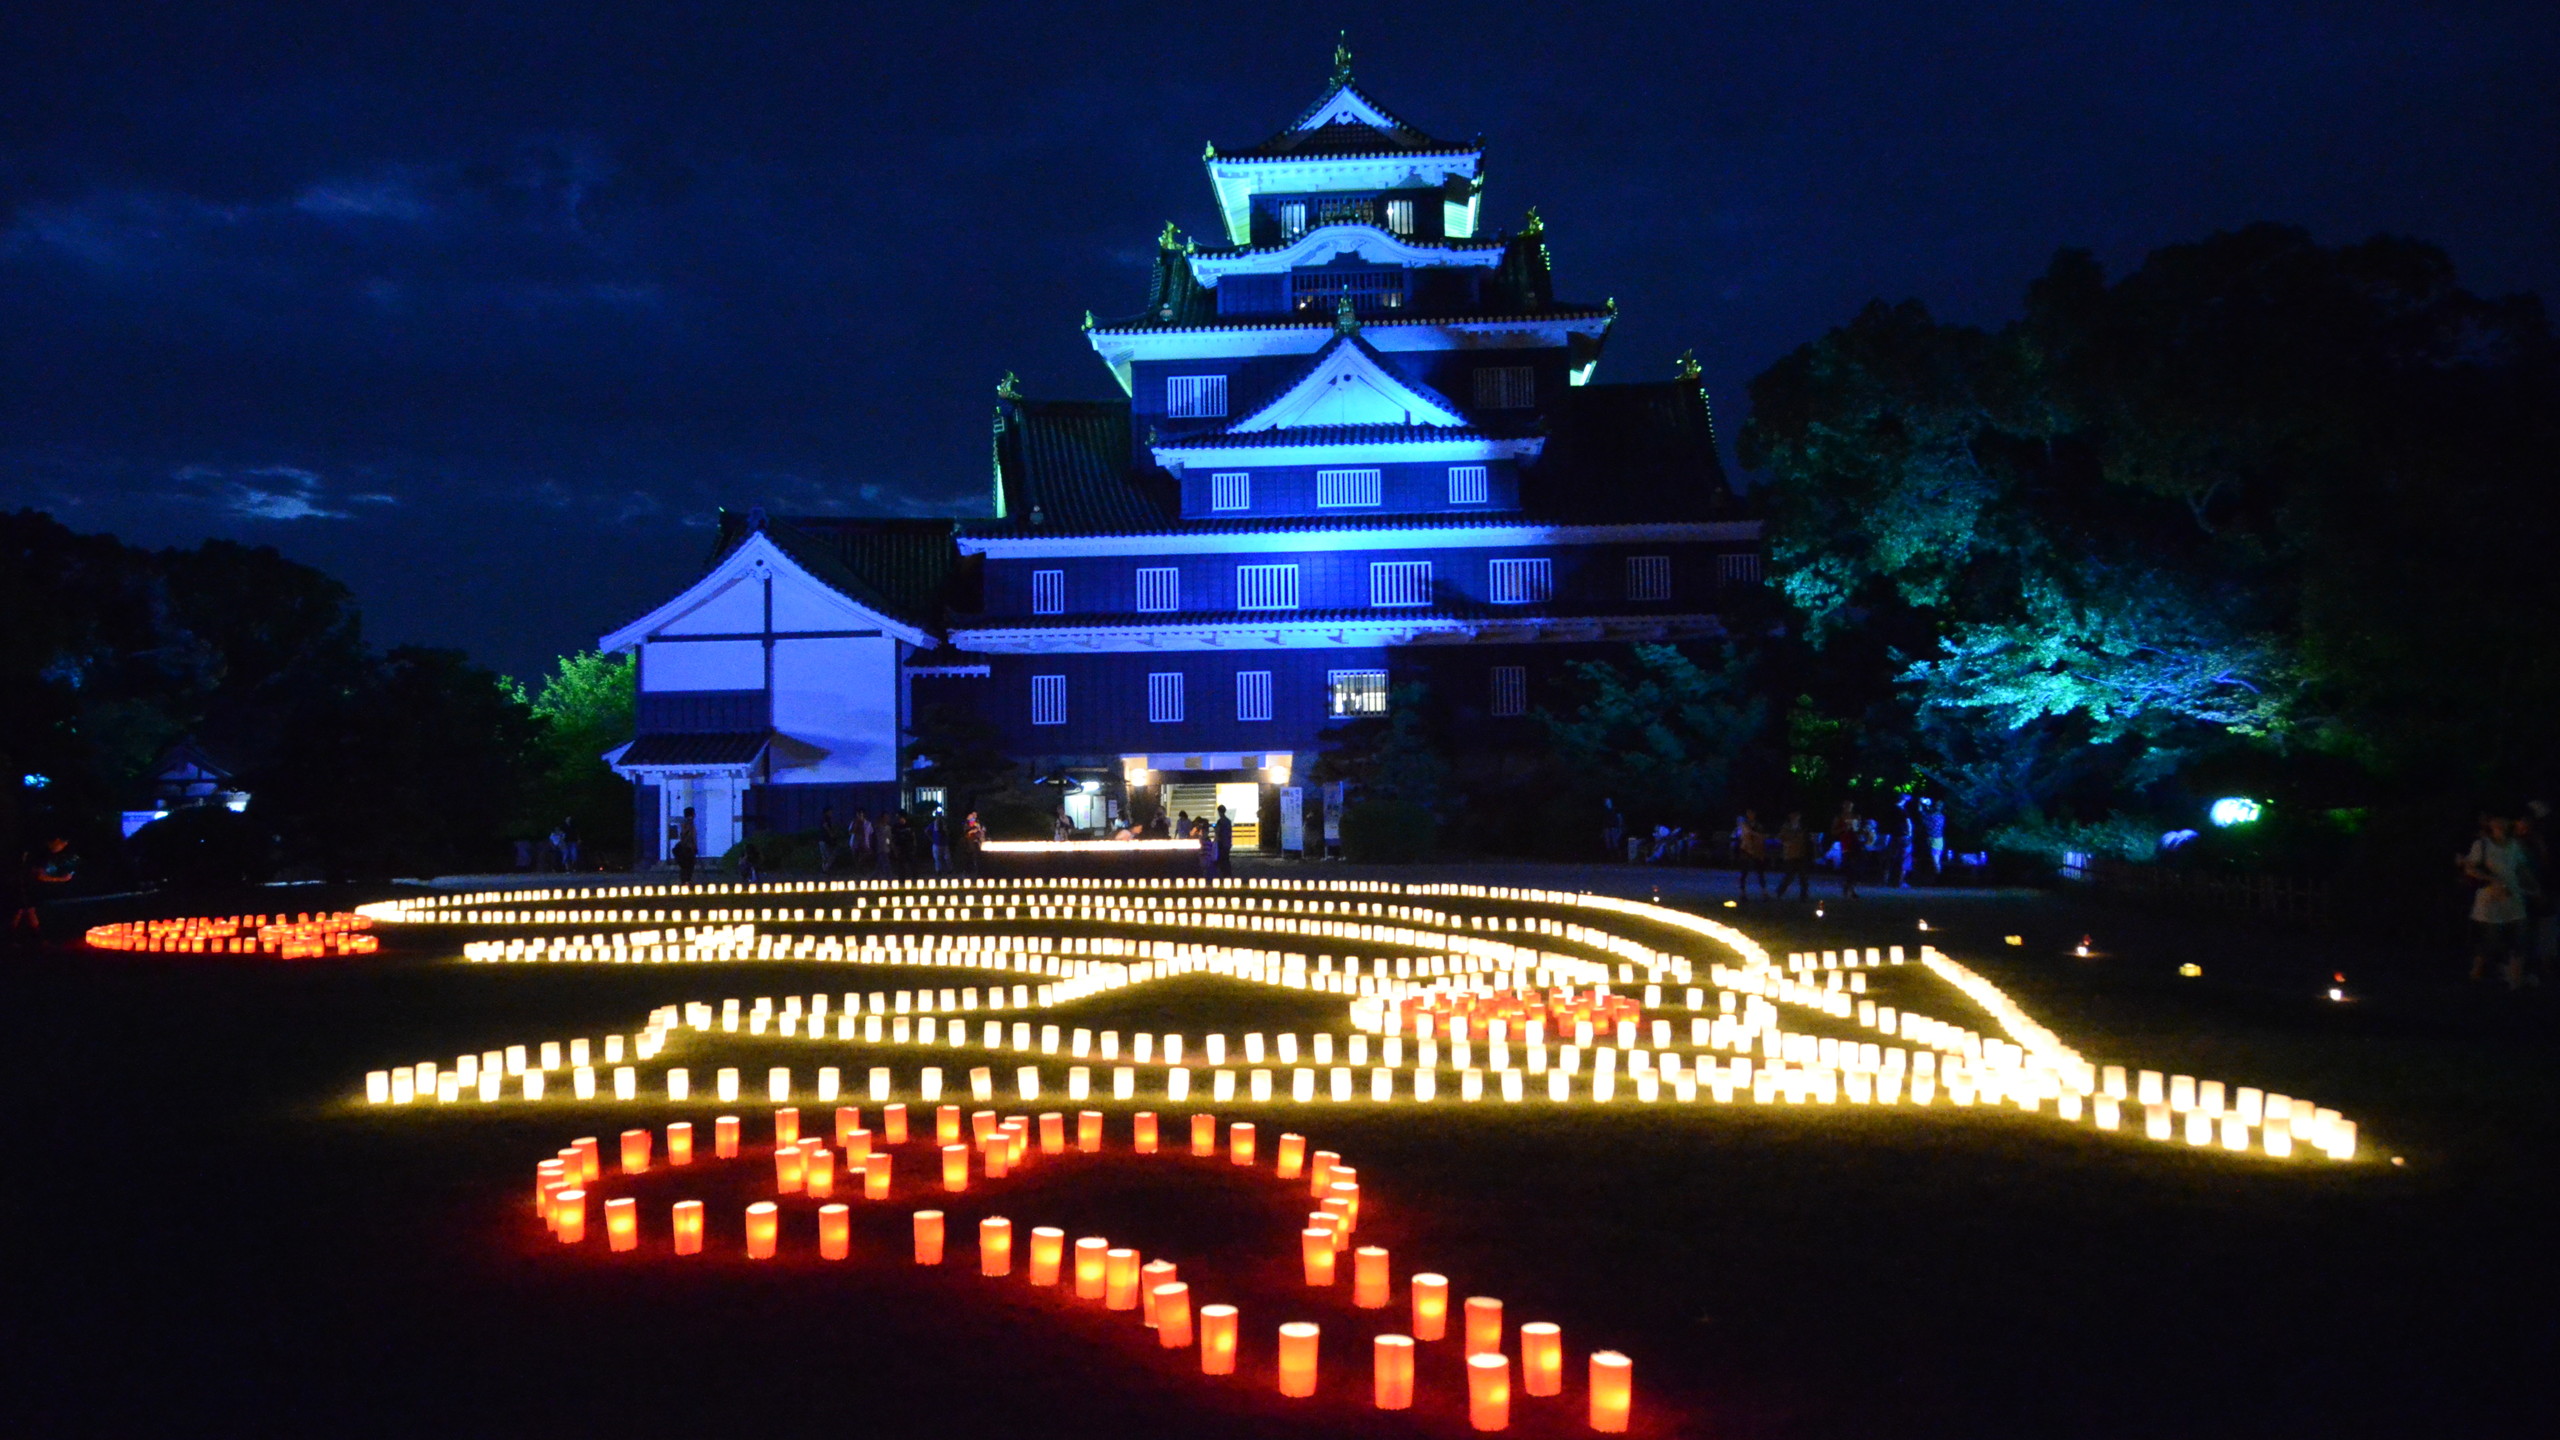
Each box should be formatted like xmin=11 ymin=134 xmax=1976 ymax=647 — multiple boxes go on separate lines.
xmin=560 ymin=818 xmax=581 ymax=872
xmin=1054 ymin=809 xmax=1074 ymax=842
xmin=1885 ymin=798 xmax=1914 ymax=889
xmin=817 ymin=806 xmax=844 ymax=875
xmin=1602 ymin=800 xmax=1624 ymax=863
xmin=962 ymin=811 xmax=987 ymax=876
xmin=9 ymin=837 xmax=76 ymax=950
xmin=1831 ymin=802 xmax=1864 ymax=900
xmin=1735 ymin=810 xmax=1771 ymax=899
xmin=2463 ymin=814 xmax=2535 ymax=987
xmin=1921 ymin=799 xmax=1947 ymax=881
xmin=927 ymin=808 xmax=949 ymax=874
xmin=545 ymin=821 xmax=568 ymax=873
xmin=890 ymin=811 xmax=918 ymax=881
xmin=672 ymin=807 xmax=699 ymax=886
xmin=874 ymin=809 xmax=895 ymax=877
xmin=1775 ymin=812 xmax=1812 ymax=900
xmin=1215 ymin=805 xmax=1236 ymax=878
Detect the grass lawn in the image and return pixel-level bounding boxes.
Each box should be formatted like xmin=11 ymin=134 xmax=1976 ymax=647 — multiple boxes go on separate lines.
xmin=15 ymin=864 xmax=2555 ymax=1438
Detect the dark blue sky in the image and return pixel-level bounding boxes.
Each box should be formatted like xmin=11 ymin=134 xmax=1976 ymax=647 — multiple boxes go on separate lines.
xmin=5 ymin=1 xmax=2553 ymax=681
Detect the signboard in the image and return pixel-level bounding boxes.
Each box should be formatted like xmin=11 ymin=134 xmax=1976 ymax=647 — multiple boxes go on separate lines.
xmin=1322 ymin=782 xmax=1345 ymax=846
xmin=1280 ymin=786 xmax=1304 ymax=854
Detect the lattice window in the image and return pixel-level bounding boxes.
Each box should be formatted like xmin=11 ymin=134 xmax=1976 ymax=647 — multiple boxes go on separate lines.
xmin=1718 ymin=552 xmax=1764 ymax=585
xmin=1166 ymin=374 xmax=1228 ymax=419
xmin=1210 ymin=472 xmax=1250 ymax=511
xmin=1278 ymin=202 xmax=1308 ymax=239
xmin=1447 ymin=465 xmax=1489 ymax=504
xmin=1474 ymin=366 xmax=1535 ymax=409
xmin=1488 ymin=557 xmax=1553 ymax=605
xmin=1029 ymin=675 xmax=1066 ymax=727
xmin=1490 ymin=665 xmax=1528 ymax=717
xmin=1134 ymin=567 xmax=1179 ymax=613
xmin=1291 ymin=268 xmax=1405 ymax=312
xmin=1316 ymin=468 xmax=1383 ymax=507
xmin=1369 ymin=561 xmax=1433 ymax=608
xmin=1626 ymin=555 xmax=1672 ymax=602
xmin=1030 ymin=569 xmax=1065 ymax=615
xmin=1236 ymin=670 xmax=1274 ymax=723
xmin=1147 ymin=672 xmax=1185 ymax=724
xmin=1236 ymin=564 xmax=1300 ymax=611
xmin=1328 ymin=669 xmax=1388 ymax=717
xmin=1313 ymin=197 xmax=1376 ymax=227
xmin=1385 ymin=199 xmax=1415 ymax=235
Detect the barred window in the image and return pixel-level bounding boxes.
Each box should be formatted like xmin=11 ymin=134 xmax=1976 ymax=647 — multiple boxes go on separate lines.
xmin=1488 ymin=557 xmax=1554 ymax=604
xmin=1166 ymin=374 xmax=1228 ymax=419
xmin=1385 ymin=199 xmax=1415 ymax=235
xmin=1316 ymin=468 xmax=1383 ymax=507
xmin=1147 ymin=672 xmax=1185 ymax=724
xmin=1291 ymin=269 xmax=1405 ymax=313
xmin=1626 ymin=555 xmax=1672 ymax=602
xmin=1369 ymin=561 xmax=1433 ymax=608
xmin=1718 ymin=552 xmax=1764 ymax=585
xmin=1236 ymin=563 xmax=1300 ymax=611
xmin=1314 ymin=197 xmax=1376 ymax=227
xmin=1490 ymin=665 xmax=1528 ymax=717
xmin=1278 ymin=201 xmax=1308 ymax=239
xmin=1236 ymin=670 xmax=1274 ymax=723
xmin=1210 ymin=472 xmax=1250 ymax=511
xmin=1328 ymin=669 xmax=1388 ymax=717
xmin=1029 ymin=675 xmax=1066 ymax=726
xmin=1134 ymin=567 xmax=1179 ymax=613
xmin=1474 ymin=366 xmax=1535 ymax=409
xmin=1030 ymin=569 xmax=1065 ymax=615
xmin=1446 ymin=465 xmax=1489 ymax=504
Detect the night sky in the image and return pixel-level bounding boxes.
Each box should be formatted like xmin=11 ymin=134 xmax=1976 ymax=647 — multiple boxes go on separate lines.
xmin=5 ymin=1 xmax=2553 ymax=681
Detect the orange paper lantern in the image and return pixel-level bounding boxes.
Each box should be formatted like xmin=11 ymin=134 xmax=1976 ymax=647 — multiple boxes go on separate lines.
xmin=971 ymin=1109 xmax=998 ymax=1144
xmin=774 ymin=1106 xmax=800 ymax=1146
xmin=1353 ymin=1246 xmax=1390 ymax=1309
xmin=605 ymin=1196 xmax=638 ymax=1252
xmin=1039 ymin=1112 xmax=1065 ymax=1154
xmin=776 ymin=1144 xmax=808 ymax=1194
xmin=981 ymin=1136 xmax=1010 ymax=1180
xmin=715 ymin=1115 xmax=741 ymax=1159
xmin=744 ymin=1201 xmax=779 ymax=1259
xmin=1277 ymin=1322 xmax=1320 ymax=1398
xmin=1105 ymin=1247 xmax=1141 ymax=1309
xmin=818 ymin=1203 xmax=851 ymax=1260
xmin=844 ymin=1127 xmax=872 ymax=1163
xmin=552 ymin=1188 xmax=586 ymax=1244
xmin=1134 ymin=1111 xmax=1159 ymax=1154
xmin=1073 ymin=1237 xmax=1109 ymax=1299
xmin=834 ymin=1105 xmax=862 ymax=1147
xmin=1229 ymin=1121 xmax=1256 ymax=1166
xmin=936 ymin=1104 xmax=961 ymax=1146
xmin=672 ymin=1199 xmax=704 ymax=1255
xmin=863 ymin=1152 xmax=892 ymax=1200
xmin=1028 ymin=1226 xmax=1065 ymax=1286
xmin=1465 ymin=1297 xmax=1504 ymax=1357
xmin=1190 ymin=1112 xmax=1216 ymax=1156
xmin=1078 ymin=1109 xmax=1103 ymax=1153
xmin=1467 ymin=1352 xmax=1511 ymax=1431
xmin=1589 ymin=1351 xmax=1633 ymax=1432
xmin=1309 ymin=1150 xmax=1339 ymax=1198
xmin=667 ymin=1121 xmax=694 ymax=1166
xmin=1155 ymin=1282 xmax=1193 ymax=1348
xmin=883 ymin=1103 xmax=908 ymax=1145
xmin=980 ymin=1216 xmax=1013 ymax=1276
xmin=913 ymin=1209 xmax=945 ymax=1265
xmin=1199 ymin=1304 xmax=1237 ymax=1374
xmin=620 ymin=1128 xmax=652 ymax=1175
xmin=1277 ymin=1132 xmax=1306 ymax=1180
xmin=1520 ymin=1322 xmax=1562 ymax=1397
xmin=1140 ymin=1260 xmax=1179 ymax=1325
xmin=804 ymin=1143 xmax=836 ymax=1198
xmin=571 ymin=1137 xmax=601 ymax=1182
xmin=1412 ymin=1273 xmax=1449 ymax=1342
xmin=535 ymin=1159 xmax=566 ymax=1212
xmin=941 ymin=1144 xmax=969 ymax=1193
xmin=1301 ymin=1228 xmax=1338 ymax=1286
xmin=1374 ymin=1333 xmax=1416 ymax=1410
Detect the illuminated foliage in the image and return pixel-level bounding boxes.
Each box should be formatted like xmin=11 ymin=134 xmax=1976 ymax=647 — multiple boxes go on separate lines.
xmin=1541 ymin=645 xmax=1765 ymax=825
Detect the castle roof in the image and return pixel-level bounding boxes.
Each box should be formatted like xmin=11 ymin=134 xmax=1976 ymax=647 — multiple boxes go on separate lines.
xmin=1214 ymin=78 xmax=1475 ymax=162
xmin=709 ymin=511 xmax=970 ymax=631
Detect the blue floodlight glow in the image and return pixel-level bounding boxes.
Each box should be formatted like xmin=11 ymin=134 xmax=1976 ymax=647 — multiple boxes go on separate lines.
xmin=2208 ymin=797 xmax=2263 ymax=828
xmin=22 ymin=773 xmax=49 ymax=789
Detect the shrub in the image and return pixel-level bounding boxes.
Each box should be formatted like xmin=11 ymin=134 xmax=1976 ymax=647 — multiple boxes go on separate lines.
xmin=1341 ymin=799 xmax=1438 ymax=863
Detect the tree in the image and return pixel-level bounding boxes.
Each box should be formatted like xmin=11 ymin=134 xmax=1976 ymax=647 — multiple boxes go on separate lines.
xmin=1539 ymin=645 xmax=1767 ymax=828
xmin=524 ymin=650 xmax=636 ymax=860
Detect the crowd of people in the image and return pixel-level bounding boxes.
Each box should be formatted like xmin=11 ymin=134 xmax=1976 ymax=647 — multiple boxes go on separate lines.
xmin=1602 ymin=796 xmax=1958 ymax=899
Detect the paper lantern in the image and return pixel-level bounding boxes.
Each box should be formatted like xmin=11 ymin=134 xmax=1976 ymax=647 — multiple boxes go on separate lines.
xmin=535 ymin=1159 xmax=565 ymax=1212
xmin=1589 ymin=1351 xmax=1633 ymax=1432
xmin=774 ymin=1106 xmax=800 ymax=1146
xmin=913 ymin=1209 xmax=945 ymax=1264
xmin=553 ymin=1189 xmax=587 ymax=1243
xmin=1374 ymin=1334 xmax=1415 ymax=1410
xmin=1190 ymin=1112 xmax=1216 ymax=1156
xmin=845 ymin=1128 xmax=872 ymax=1164
xmin=744 ymin=1201 xmax=779 ymax=1259
xmin=819 ymin=1204 xmax=851 ymax=1260
xmin=1467 ymin=1353 xmax=1510 ymax=1431
xmin=981 ymin=1216 xmax=1014 ymax=1276
xmin=936 ymin=1104 xmax=961 ymax=1146
xmin=1135 ymin=1112 xmax=1159 ymax=1154
xmin=835 ymin=1105 xmax=862 ymax=1147
xmin=1105 ymin=1247 xmax=1141 ymax=1309
xmin=604 ymin=1197 xmax=638 ymax=1252
xmin=1155 ymin=1283 xmax=1193 ymax=1348
xmin=1141 ymin=1260 xmax=1178 ymax=1325
xmin=1412 ymin=1273 xmax=1450 ymax=1341
xmin=668 ymin=1122 xmax=694 ymax=1166
xmin=672 ymin=1199 xmax=704 ymax=1255
xmin=1029 ymin=1226 xmax=1065 ymax=1285
xmin=716 ymin=1115 xmax=741 ymax=1159
xmin=864 ymin=1152 xmax=893 ymax=1199
xmin=776 ymin=1144 xmax=808 ymax=1194
xmin=1078 ymin=1110 xmax=1103 ymax=1152
xmin=1230 ymin=1122 xmax=1256 ymax=1167
xmin=805 ymin=1143 xmax=836 ymax=1198
xmin=1277 ymin=1132 xmax=1306 ymax=1180
xmin=884 ymin=1103 xmax=909 ymax=1145
xmin=717 ymin=1068 xmax=739 ymax=1103
xmin=1039 ymin=1112 xmax=1065 ymax=1154
xmin=1278 ymin=1322 xmax=1320 ymax=1398
xmin=1309 ymin=1150 xmax=1339 ymax=1198
xmin=572 ymin=1137 xmax=601 ymax=1182
xmin=1301 ymin=1228 xmax=1338 ymax=1285
xmin=1074 ymin=1237 xmax=1109 ymax=1298
xmin=942 ymin=1144 xmax=969 ymax=1192
xmin=1351 ymin=1245 xmax=1391 ymax=1308
xmin=981 ymin=1136 xmax=1010 ymax=1180
xmin=1199 ymin=1305 xmax=1238 ymax=1375
xmin=1520 ymin=1322 xmax=1562 ymax=1396
xmin=1464 ymin=1296 xmax=1503 ymax=1357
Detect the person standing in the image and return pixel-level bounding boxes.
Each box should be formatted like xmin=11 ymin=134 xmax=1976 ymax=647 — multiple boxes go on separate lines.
xmin=1054 ymin=810 xmax=1074 ymax=842
xmin=1735 ymin=810 xmax=1771 ymax=899
xmin=2464 ymin=814 xmax=2535 ymax=987
xmin=817 ymin=806 xmax=844 ymax=875
xmin=1921 ymin=799 xmax=1947 ymax=881
xmin=927 ymin=809 xmax=949 ymax=874
xmin=890 ymin=811 xmax=917 ymax=881
xmin=673 ymin=807 xmax=699 ymax=886
xmin=1831 ymin=802 xmax=1864 ymax=900
xmin=545 ymin=821 xmax=568 ymax=873
xmin=560 ymin=818 xmax=581 ymax=872
xmin=1775 ymin=812 xmax=1812 ymax=900
xmin=1215 ymin=805 xmax=1236 ymax=878
xmin=2519 ymin=802 xmax=2554 ymax=986
xmin=1602 ymin=800 xmax=1624 ymax=863
xmin=1196 ymin=813 xmax=1219 ymax=879
xmin=962 ymin=811 xmax=987 ymax=876
xmin=874 ymin=810 xmax=895 ymax=877
xmin=10 ymin=837 xmax=76 ymax=949
xmin=1885 ymin=798 xmax=1914 ymax=889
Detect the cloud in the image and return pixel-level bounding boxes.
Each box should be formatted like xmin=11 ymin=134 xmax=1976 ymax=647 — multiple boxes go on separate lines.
xmin=168 ymin=464 xmax=396 ymax=521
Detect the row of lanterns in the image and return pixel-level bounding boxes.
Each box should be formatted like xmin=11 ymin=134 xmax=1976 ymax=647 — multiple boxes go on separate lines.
xmin=85 ymin=910 xmax=378 ymax=957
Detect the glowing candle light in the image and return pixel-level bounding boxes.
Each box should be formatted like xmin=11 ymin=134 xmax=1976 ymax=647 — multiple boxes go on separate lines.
xmin=913 ymin=1210 xmax=945 ymax=1265
xmin=571 ymin=1137 xmax=601 ymax=1182
xmin=1589 ymin=1351 xmax=1633 ymax=1432
xmin=776 ymin=1144 xmax=807 ymax=1194
xmin=1141 ymin=1260 xmax=1179 ymax=1325
xmin=672 ymin=1199 xmax=703 ymax=1255
xmin=716 ymin=1115 xmax=741 ymax=1159
xmin=1105 ymin=1247 xmax=1141 ymax=1309
xmin=806 ymin=1143 xmax=836 ymax=1198
xmin=1302 ymin=1228 xmax=1338 ymax=1285
xmin=771 ymin=1107 xmax=800 ymax=1146
xmin=1230 ymin=1121 xmax=1256 ymax=1166
xmin=1135 ymin=1112 xmax=1159 ymax=1154
xmin=884 ymin=1103 xmax=908 ymax=1145
xmin=1374 ymin=1333 xmax=1416 ymax=1410
xmin=1200 ymin=1305 xmax=1238 ymax=1375
xmin=717 ymin=1068 xmax=739 ymax=1103
xmin=1156 ymin=1283 xmax=1193 ymax=1348
xmin=1310 ymin=1150 xmax=1339 ymax=1197
xmin=1520 ymin=1322 xmax=1562 ymax=1396
xmin=1039 ymin=1112 xmax=1065 ymax=1153
xmin=1353 ymin=1245 xmax=1390 ymax=1308
xmin=553 ymin=1189 xmax=586 ymax=1243
xmin=1465 ymin=1296 xmax=1503 ymax=1357
xmin=667 ymin=1068 xmax=689 ymax=1101
xmin=937 ymin=1105 xmax=962 ymax=1146
xmin=819 ymin=1203 xmax=850 ymax=1260
xmin=744 ymin=1201 xmax=779 ymax=1259
xmin=942 ymin=1144 xmax=969 ymax=1192
xmin=981 ymin=1216 xmax=1014 ymax=1276
xmin=1413 ymin=1273 xmax=1450 ymax=1341
xmin=844 ymin=1127 xmax=872 ymax=1163
xmin=620 ymin=1128 xmax=651 ymax=1174
xmin=1277 ymin=1132 xmax=1306 ymax=1180
xmin=1467 ymin=1352 xmax=1510 ymax=1431
xmin=1190 ymin=1112 xmax=1216 ymax=1156
xmin=864 ymin=1152 xmax=892 ymax=1199
xmin=1074 ymin=1237 xmax=1110 ymax=1298
xmin=1277 ymin=1322 xmax=1320 ymax=1398
xmin=1029 ymin=1227 xmax=1065 ymax=1286
xmin=981 ymin=1135 xmax=1010 ymax=1180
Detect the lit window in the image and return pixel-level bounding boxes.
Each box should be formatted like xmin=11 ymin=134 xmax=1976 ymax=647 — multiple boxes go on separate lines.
xmin=1029 ymin=675 xmax=1066 ymax=726
xmin=1236 ymin=564 xmax=1300 ymax=611
xmin=1279 ymin=201 xmax=1308 ymax=239
xmin=1148 ymin=672 xmax=1186 ymax=724
xmin=1718 ymin=552 xmax=1763 ymax=585
xmin=1316 ymin=468 xmax=1383 ymax=507
xmin=1369 ymin=561 xmax=1433 ymax=608
xmin=1236 ymin=670 xmax=1274 ymax=722
xmin=1031 ymin=569 xmax=1065 ymax=615
xmin=1166 ymin=374 xmax=1228 ymax=419
xmin=1210 ymin=472 xmax=1250 ymax=511
xmin=1447 ymin=465 xmax=1489 ymax=504
xmin=1385 ymin=199 xmax=1414 ymax=235
xmin=1135 ymin=567 xmax=1179 ymax=613
xmin=1490 ymin=665 xmax=1528 ymax=717
xmin=1473 ymin=366 xmax=1535 ymax=409
xmin=1328 ymin=670 xmax=1388 ymax=717
xmin=1626 ymin=555 xmax=1671 ymax=602
xmin=1488 ymin=557 xmax=1553 ymax=605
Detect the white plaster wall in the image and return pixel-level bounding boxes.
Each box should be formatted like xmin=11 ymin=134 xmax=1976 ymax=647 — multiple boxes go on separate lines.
xmin=659 ymin=575 xmax=765 ymax=634
xmin=771 ymin=635 xmax=899 ymax=782
xmin=641 ymin=640 xmax=763 ymax=691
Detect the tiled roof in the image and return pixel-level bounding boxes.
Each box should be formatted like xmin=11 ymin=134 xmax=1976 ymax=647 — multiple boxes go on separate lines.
xmin=1155 ymin=424 xmax=1499 ymax=451
xmin=712 ymin=512 xmax=967 ymax=631
xmin=956 ymin=604 xmax=1728 ymax=631
xmin=1191 ymin=234 xmax=1507 ymax=260
xmin=618 ymin=732 xmax=771 ymax=767
xmin=1527 ymin=381 xmax=1736 ymax=524
xmin=1218 ymin=82 xmax=1475 ymax=160
xmin=991 ymin=399 xmax=1180 ymax=533
xmin=1089 ymin=303 xmax=1612 ymax=336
